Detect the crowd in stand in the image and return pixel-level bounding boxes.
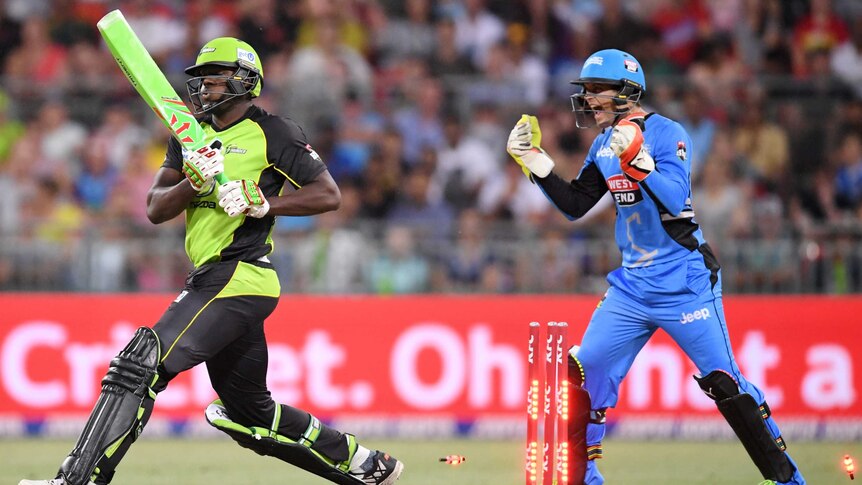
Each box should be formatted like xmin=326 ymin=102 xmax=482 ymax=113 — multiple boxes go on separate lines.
xmin=0 ymin=0 xmax=861 ymax=294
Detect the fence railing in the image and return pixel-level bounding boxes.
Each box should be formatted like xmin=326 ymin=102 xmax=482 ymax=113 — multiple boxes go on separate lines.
xmin=1 ymin=220 xmax=859 ymax=294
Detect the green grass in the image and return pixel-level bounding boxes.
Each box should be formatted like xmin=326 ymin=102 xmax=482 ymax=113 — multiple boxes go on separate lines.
xmin=2 ymin=438 xmax=856 ymax=484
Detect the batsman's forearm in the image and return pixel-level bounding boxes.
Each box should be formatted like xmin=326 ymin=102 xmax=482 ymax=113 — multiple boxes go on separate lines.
xmin=146 ymin=181 xmax=197 ymax=224
xmin=267 ymin=186 xmax=341 ymax=216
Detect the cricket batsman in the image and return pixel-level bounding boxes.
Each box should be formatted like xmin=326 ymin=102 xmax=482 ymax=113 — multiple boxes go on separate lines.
xmin=19 ymin=37 xmax=403 ymax=485
xmin=507 ymin=49 xmax=805 ymax=485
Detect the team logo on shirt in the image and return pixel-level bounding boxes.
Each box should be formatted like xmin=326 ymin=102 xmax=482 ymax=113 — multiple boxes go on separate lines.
xmin=305 ymin=143 xmax=322 ymax=161
xmin=225 ymin=144 xmax=247 ymax=155
xmin=677 ymin=141 xmax=687 ymax=161
xmin=606 ymin=174 xmax=643 ymax=207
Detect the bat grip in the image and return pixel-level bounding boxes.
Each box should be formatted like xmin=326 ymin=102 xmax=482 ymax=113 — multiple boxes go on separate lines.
xmin=208 ymin=139 xmax=229 ymax=185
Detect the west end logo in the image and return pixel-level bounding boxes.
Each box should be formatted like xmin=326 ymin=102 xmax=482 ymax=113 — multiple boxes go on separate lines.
xmin=606 ymin=174 xmax=643 ymax=207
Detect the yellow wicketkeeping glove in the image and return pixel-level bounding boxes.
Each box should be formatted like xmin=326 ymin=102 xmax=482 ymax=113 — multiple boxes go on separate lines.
xmin=506 ymin=114 xmax=555 ymax=180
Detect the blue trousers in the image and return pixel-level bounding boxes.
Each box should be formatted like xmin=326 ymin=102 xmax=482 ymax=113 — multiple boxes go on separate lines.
xmin=575 ymin=251 xmax=805 ymax=484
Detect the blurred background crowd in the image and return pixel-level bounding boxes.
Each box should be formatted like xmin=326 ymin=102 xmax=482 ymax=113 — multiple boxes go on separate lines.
xmin=0 ymin=0 xmax=861 ymax=294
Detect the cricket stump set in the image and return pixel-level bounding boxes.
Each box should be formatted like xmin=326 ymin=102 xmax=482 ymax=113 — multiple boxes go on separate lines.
xmin=526 ymin=321 xmax=574 ymax=485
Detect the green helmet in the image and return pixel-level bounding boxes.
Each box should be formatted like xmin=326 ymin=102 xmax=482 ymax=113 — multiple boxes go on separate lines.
xmin=185 ymin=37 xmax=263 ymax=113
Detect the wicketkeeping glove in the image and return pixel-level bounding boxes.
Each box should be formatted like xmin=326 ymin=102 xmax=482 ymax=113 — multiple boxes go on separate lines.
xmin=217 ymin=180 xmax=270 ymax=218
xmin=183 ymin=141 xmax=224 ymax=192
xmin=611 ymin=116 xmax=655 ymax=183
xmin=506 ymin=114 xmax=555 ymax=180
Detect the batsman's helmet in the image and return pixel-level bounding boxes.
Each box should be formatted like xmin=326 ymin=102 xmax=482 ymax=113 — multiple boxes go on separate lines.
xmin=569 ymin=49 xmax=645 ymax=127
xmin=185 ymin=37 xmax=263 ymax=113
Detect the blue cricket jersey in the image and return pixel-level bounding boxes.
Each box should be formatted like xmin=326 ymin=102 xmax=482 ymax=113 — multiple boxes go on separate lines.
xmin=538 ymin=113 xmax=706 ymax=268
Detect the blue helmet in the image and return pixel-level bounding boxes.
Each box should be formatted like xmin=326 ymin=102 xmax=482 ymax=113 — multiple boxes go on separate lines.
xmin=570 ymin=49 xmax=646 ymax=127
xmin=574 ymin=49 xmax=646 ymax=93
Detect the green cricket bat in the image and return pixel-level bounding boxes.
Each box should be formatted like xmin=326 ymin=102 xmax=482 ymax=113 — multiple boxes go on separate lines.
xmin=97 ymin=9 xmax=228 ymax=184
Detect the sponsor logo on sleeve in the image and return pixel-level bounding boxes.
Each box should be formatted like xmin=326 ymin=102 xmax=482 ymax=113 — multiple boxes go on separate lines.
xmin=305 ymin=143 xmax=322 ymax=161
xmin=677 ymin=141 xmax=687 ymax=161
xmin=606 ymin=174 xmax=643 ymax=207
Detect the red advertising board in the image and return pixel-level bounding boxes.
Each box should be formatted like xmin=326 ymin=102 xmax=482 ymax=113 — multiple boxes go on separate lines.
xmin=0 ymin=295 xmax=859 ymax=426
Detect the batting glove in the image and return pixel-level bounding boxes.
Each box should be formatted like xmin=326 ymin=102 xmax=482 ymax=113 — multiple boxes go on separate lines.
xmin=611 ymin=116 xmax=654 ymax=183
xmin=506 ymin=114 xmax=555 ymax=180
xmin=218 ymin=180 xmax=270 ymax=218
xmin=183 ymin=141 xmax=224 ymax=192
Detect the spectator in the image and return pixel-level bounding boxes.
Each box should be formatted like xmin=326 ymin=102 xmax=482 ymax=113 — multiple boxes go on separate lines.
xmin=732 ymin=88 xmax=789 ymax=192
xmin=387 ymin=164 xmax=454 ymax=239
xmin=687 ymin=34 xmax=749 ymax=110
xmin=0 ymin=7 xmax=21 ymax=68
xmin=734 ymin=196 xmax=797 ymax=292
xmin=0 ymin=90 xmax=24 ymax=167
xmin=329 ymin=89 xmax=385 ymax=180
xmin=4 ymin=16 xmax=68 ymax=101
xmin=834 ymin=132 xmax=862 ymax=213
xmin=427 ymin=15 xmax=476 ymax=78
xmin=74 ymin=142 xmax=118 ymax=212
xmin=359 ymin=129 xmax=405 ymax=219
xmin=294 ymin=182 xmax=369 ymax=293
xmin=593 ymin=0 xmax=648 ymax=53
xmin=374 ymin=0 xmax=436 ymax=66
xmin=295 ymin=0 xmax=369 ymax=55
xmin=830 ymin=16 xmax=862 ymax=99
xmin=649 ymin=0 xmax=711 ymax=69
xmin=392 ymin=76 xmax=445 ymax=165
xmin=430 ymin=112 xmax=498 ymax=210
xmin=35 ymin=101 xmax=87 ymax=184
xmin=365 ymin=225 xmax=430 ymax=294
xmin=478 ymin=160 xmax=552 ymax=224
xmin=790 ymin=0 xmax=849 ymax=77
xmin=438 ymin=208 xmax=498 ymax=292
xmin=678 ymin=87 xmax=717 ymax=179
xmin=503 ymin=24 xmax=549 ymax=107
xmin=287 ymin=15 xmax=373 ymax=129
xmin=121 ymin=0 xmax=186 ymax=62
xmin=693 ymin=129 xmax=751 ymax=248
xmin=453 ymin=0 xmax=506 ymax=68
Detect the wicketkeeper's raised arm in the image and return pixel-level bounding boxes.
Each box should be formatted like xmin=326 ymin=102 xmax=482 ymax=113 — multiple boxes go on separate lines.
xmin=506 ymin=114 xmax=608 ymax=220
xmin=634 ymin=123 xmax=693 ymax=217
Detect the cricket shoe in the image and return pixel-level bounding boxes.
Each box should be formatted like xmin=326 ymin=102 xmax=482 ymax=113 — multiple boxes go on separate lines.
xmin=348 ymin=450 xmax=404 ymax=484
xmin=19 ymin=479 xmax=95 ymax=485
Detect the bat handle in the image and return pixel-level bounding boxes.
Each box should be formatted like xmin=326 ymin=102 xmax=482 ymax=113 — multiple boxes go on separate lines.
xmin=208 ymin=139 xmax=229 ymax=185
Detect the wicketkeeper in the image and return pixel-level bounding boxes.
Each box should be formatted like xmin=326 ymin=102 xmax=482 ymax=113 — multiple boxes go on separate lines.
xmin=20 ymin=37 xmax=403 ymax=485
xmin=507 ymin=49 xmax=805 ymax=485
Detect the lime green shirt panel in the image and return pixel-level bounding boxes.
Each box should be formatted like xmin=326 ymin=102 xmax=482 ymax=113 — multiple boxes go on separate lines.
xmin=184 ymin=119 xmax=271 ymax=267
xmin=216 ymin=261 xmax=281 ymax=298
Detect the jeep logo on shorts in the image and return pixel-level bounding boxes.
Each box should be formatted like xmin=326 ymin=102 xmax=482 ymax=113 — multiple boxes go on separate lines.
xmin=680 ymin=307 xmax=710 ymax=324
xmin=606 ymin=174 xmax=643 ymax=207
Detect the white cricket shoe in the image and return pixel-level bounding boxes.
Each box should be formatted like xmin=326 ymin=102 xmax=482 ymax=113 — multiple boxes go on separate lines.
xmin=348 ymin=450 xmax=404 ymax=484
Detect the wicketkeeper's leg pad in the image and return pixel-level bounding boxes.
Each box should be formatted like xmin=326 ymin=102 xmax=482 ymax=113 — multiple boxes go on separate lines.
xmin=694 ymin=370 xmax=794 ymax=482
xmin=205 ymin=400 xmax=362 ymax=485
xmin=567 ymin=349 xmax=607 ymax=485
xmin=59 ymin=327 xmax=160 ymax=485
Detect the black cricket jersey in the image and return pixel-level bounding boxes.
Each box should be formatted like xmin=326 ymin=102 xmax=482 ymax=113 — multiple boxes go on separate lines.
xmin=162 ymin=106 xmax=326 ymax=267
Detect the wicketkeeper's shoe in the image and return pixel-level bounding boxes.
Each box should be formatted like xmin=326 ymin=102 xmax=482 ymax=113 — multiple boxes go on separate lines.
xmin=348 ymin=450 xmax=404 ymax=485
xmin=18 ymin=479 xmax=95 ymax=485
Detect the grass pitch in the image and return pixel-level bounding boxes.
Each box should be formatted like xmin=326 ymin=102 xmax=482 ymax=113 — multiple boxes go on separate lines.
xmin=2 ymin=438 xmax=856 ymax=484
